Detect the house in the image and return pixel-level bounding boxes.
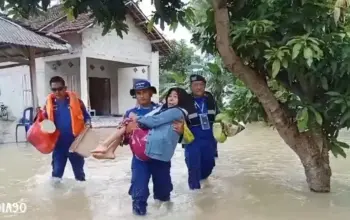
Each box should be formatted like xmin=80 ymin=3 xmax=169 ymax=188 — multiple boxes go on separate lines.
xmin=0 ymin=2 xmax=170 ymax=119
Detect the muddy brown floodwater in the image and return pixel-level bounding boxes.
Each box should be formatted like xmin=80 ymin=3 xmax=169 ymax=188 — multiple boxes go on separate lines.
xmin=0 ymin=122 xmax=350 ymax=220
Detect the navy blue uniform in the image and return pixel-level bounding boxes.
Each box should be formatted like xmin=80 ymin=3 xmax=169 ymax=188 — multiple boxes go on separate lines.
xmin=124 ymin=103 xmax=173 ymax=215
xmin=184 ymin=97 xmax=216 ymax=189
xmin=49 ymin=97 xmax=91 ymax=181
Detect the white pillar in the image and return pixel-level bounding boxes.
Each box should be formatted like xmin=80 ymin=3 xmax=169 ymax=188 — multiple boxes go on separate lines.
xmin=80 ymin=56 xmax=88 ymax=107
xmin=28 ymin=48 xmax=39 ymax=108
xmin=150 ymin=51 xmax=159 ymax=102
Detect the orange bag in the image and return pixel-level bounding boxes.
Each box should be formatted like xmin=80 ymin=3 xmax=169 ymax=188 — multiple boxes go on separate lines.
xmin=27 ymin=110 xmax=60 ymax=154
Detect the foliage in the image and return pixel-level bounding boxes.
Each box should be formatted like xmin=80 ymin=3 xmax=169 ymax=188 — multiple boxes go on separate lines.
xmin=159 ymin=40 xmax=201 ymax=99
xmin=224 ymin=80 xmax=266 ymax=123
xmin=0 ymin=0 xmax=193 ymax=38
xmin=194 ymin=58 xmax=235 ymax=109
xmin=159 ymin=40 xmax=234 ymax=108
xmin=7 ymin=0 xmax=350 ymax=158
xmin=160 ymin=40 xmax=201 ymax=76
xmin=192 ymin=0 xmax=350 ymax=157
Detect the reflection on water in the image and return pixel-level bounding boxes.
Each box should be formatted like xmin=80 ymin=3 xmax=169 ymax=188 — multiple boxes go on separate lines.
xmin=0 ymin=123 xmax=350 ymax=220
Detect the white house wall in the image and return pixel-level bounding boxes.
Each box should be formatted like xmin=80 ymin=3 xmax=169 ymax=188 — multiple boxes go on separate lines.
xmin=0 ymin=65 xmax=29 ymax=119
xmin=117 ymin=52 xmax=160 ymax=115
xmin=45 ymin=58 xmax=120 ymax=114
xmin=82 ymin=15 xmax=152 ymax=66
xmin=86 ymin=58 xmax=119 ymax=115
xmin=117 ymin=66 xmax=149 ymax=114
xmin=150 ymin=51 xmax=160 ymax=102
xmin=45 ymin=58 xmax=81 ymax=97
xmin=0 ymin=14 xmax=161 ymax=119
xmin=0 ymin=59 xmax=46 ymax=119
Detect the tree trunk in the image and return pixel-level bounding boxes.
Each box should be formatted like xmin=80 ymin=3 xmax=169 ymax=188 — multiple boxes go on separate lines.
xmin=212 ymin=0 xmax=331 ymax=192
xmin=292 ymin=132 xmax=331 ymax=192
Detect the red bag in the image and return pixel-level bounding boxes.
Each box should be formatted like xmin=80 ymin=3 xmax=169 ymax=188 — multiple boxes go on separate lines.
xmin=128 ymin=128 xmax=150 ymax=161
xmin=27 ymin=110 xmax=60 ymax=154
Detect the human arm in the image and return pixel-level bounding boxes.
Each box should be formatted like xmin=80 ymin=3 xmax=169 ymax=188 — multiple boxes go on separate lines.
xmin=33 ymin=106 xmax=47 ymax=122
xmin=121 ymin=109 xmax=133 ymax=145
xmin=136 ymin=108 xmax=184 ymax=128
xmin=42 ymin=106 xmax=48 ymax=118
xmin=79 ymin=99 xmax=91 ymax=125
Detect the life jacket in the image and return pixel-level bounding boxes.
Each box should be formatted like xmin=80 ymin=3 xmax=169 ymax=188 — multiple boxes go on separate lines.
xmin=45 ymin=91 xmax=85 ymax=137
xmin=188 ymin=91 xmax=218 ymax=126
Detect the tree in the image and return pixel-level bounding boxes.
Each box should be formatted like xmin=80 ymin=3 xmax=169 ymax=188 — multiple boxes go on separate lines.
xmin=191 ymin=0 xmax=350 ymax=192
xmin=194 ymin=58 xmax=235 ymax=109
xmin=7 ymin=0 xmax=350 ymax=192
xmin=0 ymin=0 xmax=193 ymax=37
xmin=160 ymin=40 xmax=234 ymax=108
xmin=159 ymin=40 xmax=201 ymax=99
xmin=160 ymin=39 xmax=201 ymax=75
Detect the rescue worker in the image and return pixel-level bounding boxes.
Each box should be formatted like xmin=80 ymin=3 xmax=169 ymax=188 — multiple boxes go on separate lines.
xmin=43 ymin=76 xmax=91 ymax=182
xmin=124 ymin=79 xmax=183 ymax=216
xmin=184 ymin=74 xmax=218 ymax=190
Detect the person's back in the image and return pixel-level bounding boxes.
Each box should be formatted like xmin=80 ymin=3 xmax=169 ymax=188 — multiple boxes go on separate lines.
xmin=139 ymin=107 xmax=185 ymax=162
xmin=135 ymin=87 xmax=194 ymax=162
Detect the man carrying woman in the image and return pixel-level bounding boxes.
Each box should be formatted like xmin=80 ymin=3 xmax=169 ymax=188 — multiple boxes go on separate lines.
xmin=92 ymin=80 xmax=187 ymax=216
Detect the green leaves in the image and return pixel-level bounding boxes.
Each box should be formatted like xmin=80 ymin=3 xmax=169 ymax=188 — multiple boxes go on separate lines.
xmin=147 ymin=17 xmax=156 ymax=33
xmin=330 ymin=140 xmax=349 ymax=158
xmin=308 ymin=106 xmax=323 ymax=125
xmin=325 ymin=91 xmax=341 ymax=96
xmin=287 ymin=36 xmax=324 ymax=67
xmin=264 ymin=35 xmax=325 ymax=79
xmin=303 ymin=47 xmax=313 ymax=66
xmin=207 ymin=63 xmax=221 ymax=74
xmin=321 ymin=77 xmax=328 ymax=90
xmin=272 ymin=60 xmax=281 ymax=78
xmin=296 ymin=108 xmax=309 ymax=132
xmin=292 ymin=43 xmax=302 ymax=59
xmin=2 ymin=0 xmax=190 ymax=38
xmin=296 ymin=106 xmax=324 ymax=132
xmin=265 ymin=46 xmax=290 ymax=78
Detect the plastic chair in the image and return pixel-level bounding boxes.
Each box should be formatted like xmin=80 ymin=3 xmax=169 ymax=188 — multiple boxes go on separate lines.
xmin=89 ymin=109 xmax=96 ymax=117
xmin=15 ymin=107 xmax=34 ymax=142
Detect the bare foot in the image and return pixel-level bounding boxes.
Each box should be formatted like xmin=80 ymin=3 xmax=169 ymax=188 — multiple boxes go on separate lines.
xmin=92 ymin=152 xmax=116 ymax=160
xmin=91 ymin=144 xmax=108 ymax=153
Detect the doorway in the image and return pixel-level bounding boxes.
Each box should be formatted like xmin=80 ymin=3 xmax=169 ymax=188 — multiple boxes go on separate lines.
xmin=89 ymin=77 xmax=111 ymax=116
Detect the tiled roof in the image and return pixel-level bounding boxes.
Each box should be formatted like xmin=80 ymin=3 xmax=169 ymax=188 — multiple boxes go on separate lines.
xmin=47 ymin=13 xmax=94 ymax=34
xmin=18 ymin=5 xmax=66 ymax=30
xmin=17 ymin=2 xmax=170 ymax=56
xmin=0 ymin=14 xmax=69 ymax=52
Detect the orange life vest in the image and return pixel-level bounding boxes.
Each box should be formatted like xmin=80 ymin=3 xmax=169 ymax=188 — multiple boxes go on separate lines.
xmin=45 ymin=91 xmax=85 ymax=137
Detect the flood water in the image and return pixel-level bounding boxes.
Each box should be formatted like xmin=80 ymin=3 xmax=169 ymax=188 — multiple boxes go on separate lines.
xmin=1 ymin=122 xmax=350 ymax=220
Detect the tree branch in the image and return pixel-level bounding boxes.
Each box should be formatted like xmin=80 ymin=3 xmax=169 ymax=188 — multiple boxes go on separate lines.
xmin=211 ymin=0 xmax=301 ymax=149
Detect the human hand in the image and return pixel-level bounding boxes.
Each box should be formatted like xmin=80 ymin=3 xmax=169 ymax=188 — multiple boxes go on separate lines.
xmin=129 ymin=112 xmax=137 ymax=121
xmin=36 ymin=107 xmax=41 ymax=113
xmin=173 ymin=120 xmax=184 ymax=134
xmin=126 ymin=121 xmax=138 ymax=134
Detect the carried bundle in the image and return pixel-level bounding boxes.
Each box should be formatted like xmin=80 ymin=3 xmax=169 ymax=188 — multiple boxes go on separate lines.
xmin=213 ymin=113 xmax=241 ymax=143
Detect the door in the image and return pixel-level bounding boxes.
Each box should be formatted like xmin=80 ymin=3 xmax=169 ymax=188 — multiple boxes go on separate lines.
xmin=89 ymin=77 xmax=111 ymax=116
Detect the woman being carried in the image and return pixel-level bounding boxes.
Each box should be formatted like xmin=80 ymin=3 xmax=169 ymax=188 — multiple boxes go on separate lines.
xmin=91 ymin=87 xmax=195 ymax=161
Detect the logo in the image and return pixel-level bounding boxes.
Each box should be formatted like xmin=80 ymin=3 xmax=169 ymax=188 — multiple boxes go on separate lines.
xmin=135 ymin=82 xmax=145 ymax=87
xmin=0 ymin=202 xmax=27 ymax=214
